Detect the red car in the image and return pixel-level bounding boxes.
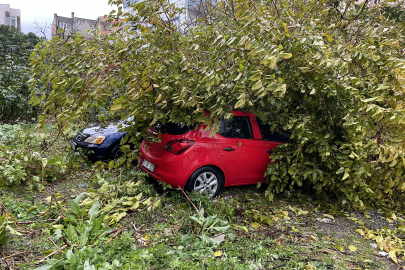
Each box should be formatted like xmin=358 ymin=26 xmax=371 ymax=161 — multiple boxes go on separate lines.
xmin=139 ymin=111 xmax=291 ymax=196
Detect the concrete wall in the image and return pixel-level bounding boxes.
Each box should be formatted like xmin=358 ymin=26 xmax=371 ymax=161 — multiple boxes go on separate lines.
xmin=0 ymin=4 xmax=21 ymax=32
xmin=73 ymin=17 xmax=96 ymax=35
xmin=52 ymin=12 xmax=96 ymax=37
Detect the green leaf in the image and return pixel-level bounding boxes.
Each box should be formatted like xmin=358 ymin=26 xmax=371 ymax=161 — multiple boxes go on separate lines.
xmin=234 ymin=98 xmax=245 ymax=109
xmin=110 ymin=103 xmax=122 ymax=111
xmin=252 ymin=80 xmax=263 ymax=90
xmin=33 ymin=265 xmax=53 ymax=270
xmin=88 ymin=201 xmax=100 ymax=221
xmin=67 ymin=225 xmax=77 ymax=240
xmin=70 ymin=201 xmax=80 ymax=215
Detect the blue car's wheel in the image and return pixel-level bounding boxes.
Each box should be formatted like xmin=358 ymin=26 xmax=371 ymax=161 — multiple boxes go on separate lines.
xmin=109 ymin=144 xmax=124 ymax=160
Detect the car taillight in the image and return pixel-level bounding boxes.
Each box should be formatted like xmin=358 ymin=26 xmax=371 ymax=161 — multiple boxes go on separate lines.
xmin=163 ymin=140 xmax=195 ymax=155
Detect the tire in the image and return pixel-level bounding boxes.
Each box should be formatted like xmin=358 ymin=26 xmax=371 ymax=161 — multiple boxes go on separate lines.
xmin=185 ymin=166 xmax=223 ymax=197
xmin=109 ymin=144 xmax=124 ymax=160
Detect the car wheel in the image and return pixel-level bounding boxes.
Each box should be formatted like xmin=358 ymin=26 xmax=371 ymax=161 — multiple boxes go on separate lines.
xmin=109 ymin=144 xmax=124 ymax=160
xmin=185 ymin=166 xmax=223 ymax=197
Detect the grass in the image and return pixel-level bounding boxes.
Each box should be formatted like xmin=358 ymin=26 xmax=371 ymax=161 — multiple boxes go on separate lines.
xmin=0 ymin=169 xmax=401 ymax=269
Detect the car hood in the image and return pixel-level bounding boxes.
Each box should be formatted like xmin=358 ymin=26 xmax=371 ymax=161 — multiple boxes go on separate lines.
xmin=81 ymin=123 xmax=129 ymax=136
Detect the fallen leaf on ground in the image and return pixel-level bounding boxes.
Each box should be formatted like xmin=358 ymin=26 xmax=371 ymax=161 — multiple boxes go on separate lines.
xmin=335 ymin=245 xmax=344 ymax=252
xmin=348 ymin=245 xmax=357 ymax=251
xmin=214 ymin=251 xmax=222 ymax=257
xmin=389 ymin=250 xmax=398 ymax=264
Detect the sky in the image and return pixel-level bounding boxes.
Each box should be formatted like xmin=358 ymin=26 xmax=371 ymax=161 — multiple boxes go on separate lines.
xmin=6 ymin=0 xmax=115 ymax=38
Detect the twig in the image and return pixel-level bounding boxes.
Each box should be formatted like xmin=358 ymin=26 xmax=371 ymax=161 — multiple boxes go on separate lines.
xmin=106 ymin=228 xmax=121 ymax=237
xmin=2 ymin=253 xmax=12 ymax=270
xmin=35 ymin=245 xmax=67 ymax=264
xmin=61 ymin=236 xmax=72 ymax=247
xmin=18 ymin=218 xmax=58 ymax=225
xmin=202 ymin=254 xmax=208 ymax=270
xmin=105 ymin=227 xmax=122 ymax=245
xmin=0 ymin=251 xmax=27 ymax=261
xmin=100 ymin=188 xmax=114 ymax=209
xmin=178 ymin=187 xmax=199 ymax=214
xmin=0 ymin=202 xmax=33 ymax=233
xmin=45 ymin=233 xmax=60 ymax=250
xmin=353 ymin=0 xmax=369 ymax=21
xmin=135 ymin=192 xmax=168 ymax=213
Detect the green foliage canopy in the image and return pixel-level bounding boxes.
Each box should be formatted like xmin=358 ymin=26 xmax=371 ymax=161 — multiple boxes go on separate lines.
xmin=30 ymin=0 xmax=405 ymax=209
xmin=0 ymin=25 xmax=44 ymax=121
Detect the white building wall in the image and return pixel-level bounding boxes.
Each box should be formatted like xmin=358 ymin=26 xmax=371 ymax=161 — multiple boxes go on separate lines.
xmin=0 ymin=4 xmax=21 ymax=31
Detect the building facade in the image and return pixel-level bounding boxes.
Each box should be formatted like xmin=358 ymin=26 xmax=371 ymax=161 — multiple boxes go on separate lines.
xmin=52 ymin=12 xmax=96 ymax=37
xmin=122 ymin=0 xmax=205 ymax=30
xmin=94 ymin=16 xmax=124 ymax=36
xmin=0 ymin=4 xmax=21 ymax=32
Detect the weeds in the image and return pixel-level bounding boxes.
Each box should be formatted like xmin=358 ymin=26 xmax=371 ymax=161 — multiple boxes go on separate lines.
xmin=0 ymin=124 xmax=402 ymax=269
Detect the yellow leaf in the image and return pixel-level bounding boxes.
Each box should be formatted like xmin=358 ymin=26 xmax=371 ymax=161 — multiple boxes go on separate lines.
xmin=250 ymin=222 xmax=261 ymax=229
xmin=327 ymin=35 xmax=333 ymax=42
xmin=309 ymin=235 xmax=317 ymax=241
xmin=145 ymin=234 xmax=151 ymax=241
xmin=214 ymin=251 xmax=222 ymax=257
xmin=150 ymin=14 xmax=159 ymax=24
xmin=323 ymin=214 xmax=334 ymax=219
xmin=155 ymin=94 xmax=162 ymax=104
xmin=280 ymin=53 xmax=292 ymax=59
xmin=335 ymin=245 xmax=344 ymax=252
xmin=348 ymin=245 xmax=357 ymax=251
xmin=375 ymin=236 xmax=383 ymax=250
xmin=389 ymin=250 xmax=398 ymax=264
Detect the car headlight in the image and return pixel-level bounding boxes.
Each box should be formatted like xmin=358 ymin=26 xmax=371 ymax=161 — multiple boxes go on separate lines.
xmin=84 ymin=136 xmax=105 ymax=144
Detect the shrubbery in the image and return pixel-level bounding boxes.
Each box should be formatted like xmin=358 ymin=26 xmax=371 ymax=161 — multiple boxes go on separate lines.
xmin=0 ymin=123 xmax=86 ymax=190
xmin=0 ymin=25 xmax=44 ymax=121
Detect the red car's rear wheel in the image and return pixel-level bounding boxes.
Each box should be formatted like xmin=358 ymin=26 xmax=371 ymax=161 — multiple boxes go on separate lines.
xmin=185 ymin=166 xmax=223 ymax=197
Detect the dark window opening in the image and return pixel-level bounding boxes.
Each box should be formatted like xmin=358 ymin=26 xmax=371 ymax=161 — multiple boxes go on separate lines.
xmin=152 ymin=121 xmax=194 ymax=135
xmin=257 ymin=119 xmax=291 ymax=142
xmin=218 ymin=116 xmax=253 ymax=139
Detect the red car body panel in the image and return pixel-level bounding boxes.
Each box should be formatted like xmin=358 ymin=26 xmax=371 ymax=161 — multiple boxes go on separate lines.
xmin=139 ymin=111 xmax=287 ymax=189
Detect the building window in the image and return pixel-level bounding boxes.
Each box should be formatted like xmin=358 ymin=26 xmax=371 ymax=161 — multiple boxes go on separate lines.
xmin=11 ymin=17 xmax=17 ymax=27
xmin=59 ymin=22 xmax=71 ymax=30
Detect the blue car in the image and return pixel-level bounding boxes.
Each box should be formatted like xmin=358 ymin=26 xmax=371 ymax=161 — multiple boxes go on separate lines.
xmin=71 ymin=119 xmax=133 ymax=161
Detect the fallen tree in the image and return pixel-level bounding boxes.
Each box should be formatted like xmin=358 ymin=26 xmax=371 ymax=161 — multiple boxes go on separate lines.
xmin=30 ymin=0 xmax=405 ymax=209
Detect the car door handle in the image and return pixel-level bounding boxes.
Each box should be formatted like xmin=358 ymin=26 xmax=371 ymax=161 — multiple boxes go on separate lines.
xmin=266 ymin=150 xmax=273 ymax=154
xmin=223 ymin=148 xmax=235 ymax=151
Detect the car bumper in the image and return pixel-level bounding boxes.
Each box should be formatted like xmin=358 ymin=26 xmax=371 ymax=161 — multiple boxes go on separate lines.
xmin=72 ymin=140 xmax=110 ymax=161
xmin=139 ymin=143 xmax=194 ymax=189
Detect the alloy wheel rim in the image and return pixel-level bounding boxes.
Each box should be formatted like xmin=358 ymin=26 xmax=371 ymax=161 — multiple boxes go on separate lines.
xmin=193 ymin=172 xmax=218 ymax=197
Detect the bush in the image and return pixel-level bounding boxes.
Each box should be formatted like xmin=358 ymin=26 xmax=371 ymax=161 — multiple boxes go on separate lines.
xmin=0 ymin=25 xmax=44 ymax=121
xmin=0 ymin=123 xmax=84 ymax=190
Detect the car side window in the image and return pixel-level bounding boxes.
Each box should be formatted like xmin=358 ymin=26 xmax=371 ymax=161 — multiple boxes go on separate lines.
xmin=256 ymin=119 xmax=291 ymax=142
xmin=218 ymin=116 xmax=253 ymax=139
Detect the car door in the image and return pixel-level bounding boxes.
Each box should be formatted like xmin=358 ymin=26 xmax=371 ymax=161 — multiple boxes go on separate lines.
xmin=256 ymin=119 xmax=289 ymax=170
xmin=213 ymin=114 xmax=264 ymax=186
